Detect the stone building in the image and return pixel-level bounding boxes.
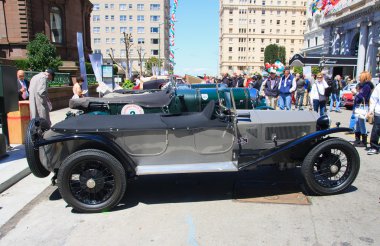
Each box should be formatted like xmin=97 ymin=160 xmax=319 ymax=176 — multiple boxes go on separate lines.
xmin=90 ymin=0 xmax=170 ymax=73
xmin=302 ymin=0 xmax=380 ymax=81
xmin=0 ymin=0 xmax=93 ymax=62
xmin=219 ymin=0 xmax=307 ymax=74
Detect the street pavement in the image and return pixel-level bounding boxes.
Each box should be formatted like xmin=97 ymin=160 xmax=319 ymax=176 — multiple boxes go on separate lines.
xmin=0 ymin=107 xmax=379 ymax=246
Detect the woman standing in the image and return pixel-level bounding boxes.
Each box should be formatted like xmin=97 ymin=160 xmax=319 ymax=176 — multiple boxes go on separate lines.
xmin=72 ymin=77 xmax=84 ymax=99
xmin=309 ymin=73 xmax=329 ymax=116
xmin=353 ymin=71 xmax=373 ymax=148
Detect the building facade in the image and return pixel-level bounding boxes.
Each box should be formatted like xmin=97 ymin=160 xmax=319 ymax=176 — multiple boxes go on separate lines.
xmin=0 ymin=0 xmax=93 ymax=61
xmin=90 ymin=0 xmax=170 ymax=74
xmin=320 ymin=0 xmax=380 ymax=80
xmin=302 ymin=0 xmax=325 ymax=55
xmin=219 ymin=0 xmax=307 ymax=75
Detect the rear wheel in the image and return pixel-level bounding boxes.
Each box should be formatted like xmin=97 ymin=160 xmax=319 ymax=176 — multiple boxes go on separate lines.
xmin=25 ymin=118 xmax=50 ymax=177
xmin=57 ymin=149 xmax=127 ymax=213
xmin=301 ymin=138 xmax=360 ymax=195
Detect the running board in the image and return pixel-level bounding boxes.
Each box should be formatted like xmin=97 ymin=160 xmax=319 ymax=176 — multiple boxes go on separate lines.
xmin=136 ymin=162 xmax=238 ymax=175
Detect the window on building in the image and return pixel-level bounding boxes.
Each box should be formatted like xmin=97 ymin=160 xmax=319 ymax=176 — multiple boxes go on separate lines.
xmin=106 ymin=38 xmax=110 ymax=44
xmin=277 ymin=10 xmax=280 ymax=15
xmin=105 ymin=27 xmax=110 ymax=33
xmin=291 ymin=39 xmax=294 ymax=44
xmin=110 ymin=15 xmax=114 ymax=21
xmin=229 ymin=47 xmax=233 ymax=52
xmin=129 ymin=15 xmax=133 ymax=21
xmin=94 ymin=38 xmax=101 ymax=44
xmin=261 ymin=29 xmax=265 ymax=34
xmin=94 ymin=49 xmax=101 ymax=54
xmin=120 ymin=27 xmax=127 ymax=33
xmin=106 ymin=49 xmax=110 ymax=55
xmin=276 ymin=39 xmax=279 ymax=43
xmin=262 ymin=0 xmax=266 ymax=5
xmin=129 ymin=27 xmax=133 ymax=32
xmin=307 ymin=39 xmax=310 ymax=47
xmin=229 ymin=9 xmax=233 ymax=14
xmin=261 ymin=48 xmax=264 ymax=52
xmin=93 ymin=15 xmax=100 ymax=22
xmin=137 ymin=4 xmax=144 ymax=10
xmin=261 ymin=19 xmax=265 ymax=24
xmin=105 ymin=4 xmax=109 ymax=9
xmin=111 ymin=27 xmax=115 ymax=32
xmin=291 ymin=30 xmax=295 ymax=34
xmin=110 ymin=4 xmax=114 ymax=9
xmin=315 ymin=37 xmax=318 ymax=45
xmin=151 ymin=27 xmax=159 ymax=33
xmin=120 ymin=15 xmax=127 ymax=22
xmin=50 ymin=7 xmax=63 ymax=43
xmin=137 ymin=27 xmax=145 ymax=33
xmin=129 ymin=4 xmax=133 ymax=9
xmin=105 ymin=15 xmax=109 ymax=21
xmin=151 ymin=38 xmax=159 ymax=44
xmin=137 ymin=15 xmax=144 ymax=22
xmin=120 ymin=50 xmax=126 ymax=57
xmin=229 ymin=56 xmax=232 ymax=61
xmin=260 ymin=57 xmax=264 ymax=62
xmin=150 ymin=15 xmax=160 ymax=22
xmin=120 ymin=38 xmax=124 ymax=44
xmin=229 ymin=19 xmax=233 ymax=24
xmin=229 ymin=28 xmax=233 ymax=33
xmin=292 ymin=20 xmax=295 ymax=25
xmin=151 ymin=50 xmax=159 ymax=55
xmin=119 ymin=4 xmax=127 ymax=10
xmin=150 ymin=4 xmax=160 ymax=11
xmin=138 ymin=38 xmax=145 ymax=44
xmin=262 ymin=10 xmax=265 ymax=15
xmin=93 ymin=4 xmax=100 ymax=11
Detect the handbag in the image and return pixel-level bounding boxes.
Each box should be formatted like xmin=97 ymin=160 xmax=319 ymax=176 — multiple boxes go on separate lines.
xmin=316 ymin=84 xmax=326 ymax=102
xmin=354 ymin=101 xmax=368 ymax=120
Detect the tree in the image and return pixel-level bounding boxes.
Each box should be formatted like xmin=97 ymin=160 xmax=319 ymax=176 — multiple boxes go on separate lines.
xmin=311 ymin=66 xmax=321 ymax=75
xmin=264 ymin=44 xmax=286 ymax=65
xmin=145 ymin=57 xmax=161 ymax=76
xmin=293 ymin=66 xmax=303 ymax=74
xmin=26 ymin=33 xmax=62 ymax=71
xmin=108 ymin=32 xmax=133 ymax=79
xmin=136 ymin=46 xmax=146 ymax=77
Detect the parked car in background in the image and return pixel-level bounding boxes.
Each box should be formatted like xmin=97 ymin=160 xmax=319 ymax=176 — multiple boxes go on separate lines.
xmin=340 ymin=83 xmax=357 ymax=109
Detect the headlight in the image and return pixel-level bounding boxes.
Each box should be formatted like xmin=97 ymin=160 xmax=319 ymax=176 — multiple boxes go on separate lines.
xmin=316 ymin=115 xmax=331 ymax=130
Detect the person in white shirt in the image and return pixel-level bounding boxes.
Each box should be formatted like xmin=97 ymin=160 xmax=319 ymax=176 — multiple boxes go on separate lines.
xmin=309 ymin=73 xmax=329 ymax=116
xmin=367 ymin=82 xmax=380 ymax=155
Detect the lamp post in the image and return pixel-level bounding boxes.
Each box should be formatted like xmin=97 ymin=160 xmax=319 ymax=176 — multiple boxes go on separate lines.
xmin=319 ymin=55 xmax=326 ymax=71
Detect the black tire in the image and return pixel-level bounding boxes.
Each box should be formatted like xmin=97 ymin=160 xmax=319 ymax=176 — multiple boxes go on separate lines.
xmin=301 ymin=138 xmax=360 ymax=195
xmin=25 ymin=118 xmax=50 ymax=178
xmin=57 ymin=149 xmax=127 ymax=213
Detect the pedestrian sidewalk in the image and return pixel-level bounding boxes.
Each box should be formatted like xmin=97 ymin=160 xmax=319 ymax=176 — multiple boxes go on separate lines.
xmin=0 ymin=108 xmax=71 ymax=194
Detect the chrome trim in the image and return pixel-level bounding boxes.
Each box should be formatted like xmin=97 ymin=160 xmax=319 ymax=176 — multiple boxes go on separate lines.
xmin=136 ymin=161 xmax=238 ymax=175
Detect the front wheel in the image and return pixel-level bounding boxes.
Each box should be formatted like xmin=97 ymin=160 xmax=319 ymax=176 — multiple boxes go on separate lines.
xmin=57 ymin=149 xmax=127 ymax=213
xmin=301 ymin=138 xmax=360 ymax=195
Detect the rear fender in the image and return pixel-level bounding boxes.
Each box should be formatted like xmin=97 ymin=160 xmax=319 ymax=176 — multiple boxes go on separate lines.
xmin=36 ymin=134 xmax=136 ymax=175
xmin=239 ymin=127 xmax=352 ymax=170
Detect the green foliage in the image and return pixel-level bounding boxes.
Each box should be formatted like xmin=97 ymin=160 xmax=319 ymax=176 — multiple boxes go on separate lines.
xmin=293 ymin=66 xmax=303 ymax=74
xmin=311 ymin=66 xmax=321 ymax=75
xmin=122 ymin=79 xmax=134 ymax=89
xmin=145 ymin=57 xmax=161 ymax=76
xmin=26 ymin=33 xmax=62 ymax=72
xmin=264 ymin=44 xmax=286 ymax=65
xmin=13 ymin=59 xmax=30 ymax=70
xmin=85 ymin=62 xmax=94 ymax=74
xmin=113 ymin=65 xmax=119 ymax=75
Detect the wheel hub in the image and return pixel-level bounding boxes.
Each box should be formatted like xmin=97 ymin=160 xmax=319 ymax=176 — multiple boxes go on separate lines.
xmin=330 ymin=165 xmax=339 ymax=174
xmin=319 ymin=153 xmax=342 ymax=178
xmin=86 ymin=178 xmax=96 ymax=189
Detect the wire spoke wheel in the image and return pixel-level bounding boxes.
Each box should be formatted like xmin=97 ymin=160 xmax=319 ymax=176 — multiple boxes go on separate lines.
xmin=302 ymin=138 xmax=360 ymax=195
xmin=58 ymin=149 xmax=127 ymax=213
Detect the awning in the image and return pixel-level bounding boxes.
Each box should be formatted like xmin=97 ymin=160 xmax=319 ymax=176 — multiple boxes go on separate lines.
xmin=289 ymin=54 xmax=357 ymax=67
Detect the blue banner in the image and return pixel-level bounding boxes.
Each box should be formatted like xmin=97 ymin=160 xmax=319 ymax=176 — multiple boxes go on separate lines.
xmin=89 ymin=53 xmax=103 ymax=83
xmin=77 ymin=32 xmax=88 ymax=94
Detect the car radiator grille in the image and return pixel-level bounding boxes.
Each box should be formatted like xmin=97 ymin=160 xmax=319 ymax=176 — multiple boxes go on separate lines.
xmin=265 ymin=125 xmax=311 ymax=141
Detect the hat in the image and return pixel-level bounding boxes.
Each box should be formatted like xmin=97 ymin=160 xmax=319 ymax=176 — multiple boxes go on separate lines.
xmin=45 ymin=69 xmax=55 ymax=81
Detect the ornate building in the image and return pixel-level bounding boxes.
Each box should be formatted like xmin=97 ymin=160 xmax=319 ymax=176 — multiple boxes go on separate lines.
xmin=219 ymin=0 xmax=307 ymax=75
xmin=303 ymin=0 xmax=380 ymax=81
xmin=0 ymin=0 xmax=93 ymax=62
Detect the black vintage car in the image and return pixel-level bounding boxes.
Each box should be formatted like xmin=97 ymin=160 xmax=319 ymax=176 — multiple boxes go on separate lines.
xmin=25 ymin=89 xmax=360 ymax=213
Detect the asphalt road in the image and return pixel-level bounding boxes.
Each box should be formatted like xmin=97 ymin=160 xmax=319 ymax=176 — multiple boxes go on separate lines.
xmin=0 ymin=108 xmax=379 ymax=246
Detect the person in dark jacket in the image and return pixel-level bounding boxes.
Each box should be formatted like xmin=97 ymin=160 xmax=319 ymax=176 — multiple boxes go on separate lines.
xmin=263 ymin=71 xmax=280 ymax=109
xmin=17 ymin=70 xmax=30 ymax=100
xmin=353 ymin=71 xmax=373 ymax=148
xmin=221 ymin=73 xmax=230 ymax=86
xmin=294 ymin=73 xmax=306 ymax=110
xmin=329 ymin=75 xmax=343 ymax=112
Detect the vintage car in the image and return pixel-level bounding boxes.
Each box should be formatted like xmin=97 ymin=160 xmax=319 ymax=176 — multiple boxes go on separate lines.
xmin=340 ymin=83 xmax=357 ymax=109
xmin=25 ymin=91 xmax=360 ymax=213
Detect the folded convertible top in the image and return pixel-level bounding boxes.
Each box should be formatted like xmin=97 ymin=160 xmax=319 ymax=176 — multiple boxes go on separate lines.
xmin=69 ymin=90 xmax=173 ymax=110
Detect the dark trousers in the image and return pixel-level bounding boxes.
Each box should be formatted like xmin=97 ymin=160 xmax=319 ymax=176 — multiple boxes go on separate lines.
xmin=313 ymin=99 xmax=326 ymax=116
xmin=295 ymin=91 xmax=305 ymax=108
xmin=370 ymin=115 xmax=380 ymax=150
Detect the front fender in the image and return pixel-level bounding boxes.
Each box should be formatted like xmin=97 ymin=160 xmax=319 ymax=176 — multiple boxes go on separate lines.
xmin=239 ymin=127 xmax=352 ymax=170
xmin=36 ymin=133 xmax=136 ymax=174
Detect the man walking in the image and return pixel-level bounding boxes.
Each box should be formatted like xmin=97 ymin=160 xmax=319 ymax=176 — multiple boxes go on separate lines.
xmin=278 ymin=68 xmax=296 ymax=110
xmin=295 ymin=73 xmax=306 ymax=110
xmin=263 ymin=70 xmax=280 ymax=109
xmin=29 ymin=69 xmax=55 ymax=126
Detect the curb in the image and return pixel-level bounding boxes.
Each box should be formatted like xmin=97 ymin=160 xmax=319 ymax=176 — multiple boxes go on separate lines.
xmin=0 ymin=167 xmax=31 ymax=194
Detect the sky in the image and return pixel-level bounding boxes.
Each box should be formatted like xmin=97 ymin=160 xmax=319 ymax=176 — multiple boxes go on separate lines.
xmin=172 ymin=0 xmax=219 ymax=76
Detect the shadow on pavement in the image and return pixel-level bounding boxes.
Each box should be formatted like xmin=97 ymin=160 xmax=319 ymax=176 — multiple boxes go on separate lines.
xmin=47 ymin=166 xmax=358 ymax=213
xmin=0 ymin=145 xmax=25 ymax=165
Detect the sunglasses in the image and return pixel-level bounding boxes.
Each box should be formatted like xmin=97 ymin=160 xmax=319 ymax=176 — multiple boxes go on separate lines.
xmin=317 ymin=77 xmax=322 ymax=79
